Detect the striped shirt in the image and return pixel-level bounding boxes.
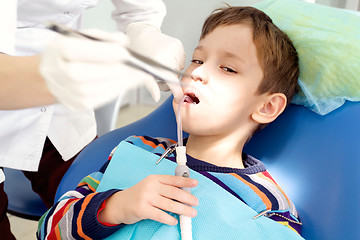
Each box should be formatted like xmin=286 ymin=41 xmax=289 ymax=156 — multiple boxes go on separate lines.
xmin=37 ymin=136 xmax=302 ymax=239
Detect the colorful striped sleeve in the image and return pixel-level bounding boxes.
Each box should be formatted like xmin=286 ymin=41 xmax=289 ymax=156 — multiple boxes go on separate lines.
xmin=36 ymin=136 xmax=172 ymax=240
xmin=208 ymin=171 xmax=302 ymax=235
xmin=37 ymin=159 xmax=122 ymax=239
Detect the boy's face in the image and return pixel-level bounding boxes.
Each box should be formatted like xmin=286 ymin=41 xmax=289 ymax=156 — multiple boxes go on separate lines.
xmin=174 ymin=24 xmax=266 ymax=137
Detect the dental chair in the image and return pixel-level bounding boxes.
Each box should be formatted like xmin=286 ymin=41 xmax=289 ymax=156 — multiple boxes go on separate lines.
xmin=3 ymin=96 xmax=123 ymax=220
xmin=55 ymin=96 xmax=360 ymax=240
xmin=4 ymin=168 xmax=48 ymax=219
xmin=95 ymin=96 xmax=123 ymax=136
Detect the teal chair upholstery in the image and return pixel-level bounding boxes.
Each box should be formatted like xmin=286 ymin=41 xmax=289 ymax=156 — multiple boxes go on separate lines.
xmin=56 ymin=97 xmax=360 ymax=240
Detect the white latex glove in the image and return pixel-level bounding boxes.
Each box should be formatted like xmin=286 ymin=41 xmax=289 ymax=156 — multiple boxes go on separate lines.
xmin=126 ymin=22 xmax=186 ymax=103
xmin=39 ymin=29 xmax=160 ymax=110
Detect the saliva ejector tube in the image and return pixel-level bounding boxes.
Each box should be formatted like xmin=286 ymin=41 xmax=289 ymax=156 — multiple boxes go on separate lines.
xmin=175 ymin=96 xmax=193 ymax=240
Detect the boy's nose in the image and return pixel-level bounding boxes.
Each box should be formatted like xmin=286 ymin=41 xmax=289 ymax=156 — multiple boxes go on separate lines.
xmin=190 ymin=65 xmax=208 ymax=84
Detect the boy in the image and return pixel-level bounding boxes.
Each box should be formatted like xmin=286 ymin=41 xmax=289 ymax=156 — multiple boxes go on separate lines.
xmin=37 ymin=6 xmax=302 ymax=239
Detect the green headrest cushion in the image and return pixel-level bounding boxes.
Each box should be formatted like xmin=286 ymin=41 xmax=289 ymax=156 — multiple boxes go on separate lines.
xmin=254 ymin=0 xmax=360 ymax=115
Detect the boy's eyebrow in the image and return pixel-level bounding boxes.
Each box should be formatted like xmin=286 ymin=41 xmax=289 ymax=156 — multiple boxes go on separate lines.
xmin=194 ymin=45 xmax=204 ymax=52
xmin=194 ymin=46 xmax=245 ymax=65
xmin=223 ymin=51 xmax=245 ymax=64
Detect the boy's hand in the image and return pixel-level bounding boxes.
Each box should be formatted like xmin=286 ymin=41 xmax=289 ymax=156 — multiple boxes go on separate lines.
xmin=98 ymin=175 xmax=198 ymax=226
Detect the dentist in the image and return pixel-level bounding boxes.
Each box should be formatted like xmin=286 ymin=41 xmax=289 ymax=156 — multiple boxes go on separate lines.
xmin=0 ymin=1 xmax=184 ymax=239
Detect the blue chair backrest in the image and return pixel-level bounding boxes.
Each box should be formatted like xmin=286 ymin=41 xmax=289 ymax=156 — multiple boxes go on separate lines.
xmin=244 ymin=101 xmax=360 ymax=240
xmin=56 ymin=97 xmax=360 ymax=240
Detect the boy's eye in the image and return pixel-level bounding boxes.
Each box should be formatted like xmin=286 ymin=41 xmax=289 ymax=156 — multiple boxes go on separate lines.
xmin=191 ymin=59 xmax=203 ymax=65
xmin=221 ymin=66 xmax=237 ymax=73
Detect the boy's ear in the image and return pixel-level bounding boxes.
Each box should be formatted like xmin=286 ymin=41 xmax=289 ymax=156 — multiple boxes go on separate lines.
xmin=251 ymin=93 xmax=287 ymax=124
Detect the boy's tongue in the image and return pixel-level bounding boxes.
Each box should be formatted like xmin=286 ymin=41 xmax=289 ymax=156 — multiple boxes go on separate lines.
xmin=184 ymin=93 xmax=199 ymax=104
xmin=184 ymin=95 xmax=195 ymax=104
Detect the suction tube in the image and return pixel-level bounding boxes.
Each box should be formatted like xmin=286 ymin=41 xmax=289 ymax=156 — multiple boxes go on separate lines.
xmin=175 ymin=96 xmax=192 ymax=240
xmin=177 ymin=96 xmax=185 ymax=147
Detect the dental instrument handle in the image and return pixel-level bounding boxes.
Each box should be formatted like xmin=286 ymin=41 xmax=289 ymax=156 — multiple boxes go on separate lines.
xmin=175 ymin=146 xmax=193 ymax=240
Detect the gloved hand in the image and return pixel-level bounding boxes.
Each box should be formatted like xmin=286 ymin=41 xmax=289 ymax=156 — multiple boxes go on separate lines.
xmin=126 ymin=22 xmax=186 ymax=103
xmin=39 ymin=29 xmax=160 ymax=110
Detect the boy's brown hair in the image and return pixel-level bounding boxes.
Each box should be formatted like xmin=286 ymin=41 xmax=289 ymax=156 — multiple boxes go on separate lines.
xmin=201 ymin=6 xmax=299 ymax=131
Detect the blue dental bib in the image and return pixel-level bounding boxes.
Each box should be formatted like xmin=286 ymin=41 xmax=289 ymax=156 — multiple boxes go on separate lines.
xmin=97 ymin=141 xmax=303 ymax=240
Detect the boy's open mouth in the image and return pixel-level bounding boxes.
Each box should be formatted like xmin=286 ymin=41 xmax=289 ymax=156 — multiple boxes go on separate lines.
xmin=184 ymin=93 xmax=200 ymax=104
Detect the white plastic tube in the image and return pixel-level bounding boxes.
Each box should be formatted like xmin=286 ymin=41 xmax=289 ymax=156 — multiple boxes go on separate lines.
xmin=175 ymin=146 xmax=192 ymax=240
xmin=175 ymin=96 xmax=193 ymax=240
xmin=177 ymin=96 xmax=184 ymax=147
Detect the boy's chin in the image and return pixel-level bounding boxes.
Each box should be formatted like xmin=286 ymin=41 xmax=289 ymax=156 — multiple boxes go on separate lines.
xmin=180 ymin=123 xmax=197 ymax=136
xmin=182 ymin=125 xmax=211 ymax=137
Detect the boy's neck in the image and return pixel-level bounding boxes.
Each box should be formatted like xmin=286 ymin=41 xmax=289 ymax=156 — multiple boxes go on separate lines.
xmin=185 ymin=134 xmax=247 ymax=169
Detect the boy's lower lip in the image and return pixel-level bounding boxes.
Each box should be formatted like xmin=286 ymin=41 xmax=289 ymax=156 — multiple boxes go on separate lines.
xmin=181 ymin=101 xmax=197 ymax=106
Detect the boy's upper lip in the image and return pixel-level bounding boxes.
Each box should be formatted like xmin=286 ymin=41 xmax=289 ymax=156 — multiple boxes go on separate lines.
xmin=183 ymin=88 xmax=198 ymax=98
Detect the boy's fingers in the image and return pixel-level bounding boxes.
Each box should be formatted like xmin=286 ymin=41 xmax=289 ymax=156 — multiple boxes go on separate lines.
xmin=158 ymin=184 xmax=198 ymax=206
xmin=158 ymin=175 xmax=198 ymax=188
xmin=146 ymin=206 xmax=178 ymax=226
xmin=151 ymin=195 xmax=197 ymax=219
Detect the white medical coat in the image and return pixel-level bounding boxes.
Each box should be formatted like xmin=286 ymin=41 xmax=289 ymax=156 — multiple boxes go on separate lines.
xmin=0 ymin=0 xmax=166 ymax=176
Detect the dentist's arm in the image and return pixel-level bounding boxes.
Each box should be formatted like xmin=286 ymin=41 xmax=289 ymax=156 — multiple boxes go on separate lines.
xmin=0 ymin=1 xmax=54 ymax=109
xmin=0 ymin=54 xmax=56 ymax=110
